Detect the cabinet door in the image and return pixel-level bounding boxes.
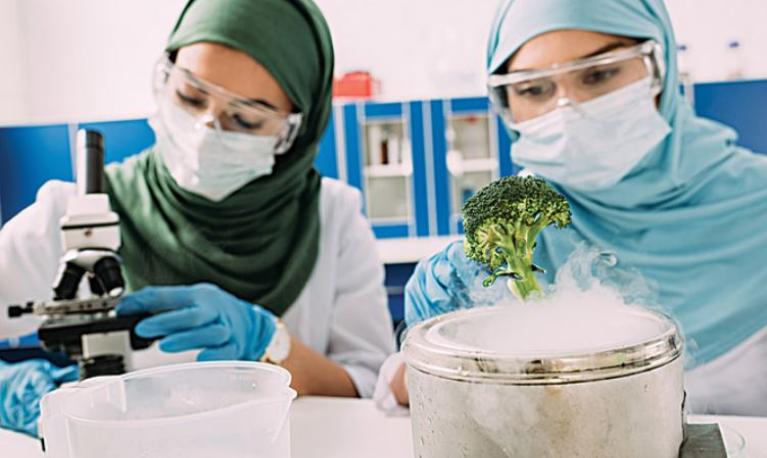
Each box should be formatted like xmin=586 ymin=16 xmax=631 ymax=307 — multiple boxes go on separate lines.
xmin=341 ymin=101 xmax=431 ymax=238
xmin=430 ymin=97 xmax=510 ymax=235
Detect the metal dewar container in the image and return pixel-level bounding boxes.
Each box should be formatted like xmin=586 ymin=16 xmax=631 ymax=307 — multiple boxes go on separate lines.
xmin=403 ymin=305 xmax=685 ymax=458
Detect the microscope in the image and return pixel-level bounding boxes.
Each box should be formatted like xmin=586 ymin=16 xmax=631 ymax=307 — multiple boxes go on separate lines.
xmin=7 ymin=129 xmax=152 ymax=379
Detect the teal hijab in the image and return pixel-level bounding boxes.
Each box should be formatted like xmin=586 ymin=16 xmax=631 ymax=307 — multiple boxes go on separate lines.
xmin=488 ymin=0 xmax=767 ymax=366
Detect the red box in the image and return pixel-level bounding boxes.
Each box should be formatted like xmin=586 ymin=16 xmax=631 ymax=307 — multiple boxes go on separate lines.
xmin=333 ymin=71 xmax=381 ymax=99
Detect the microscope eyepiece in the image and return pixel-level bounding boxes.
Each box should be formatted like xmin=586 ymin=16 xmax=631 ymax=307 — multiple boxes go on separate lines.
xmin=77 ymin=129 xmax=104 ymax=151
xmin=76 ymin=129 xmax=105 ymax=195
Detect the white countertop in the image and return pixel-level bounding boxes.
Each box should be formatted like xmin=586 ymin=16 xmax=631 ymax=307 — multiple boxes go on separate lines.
xmin=2 ymin=397 xmax=767 ymax=457
xmin=376 ymin=236 xmax=461 ymax=264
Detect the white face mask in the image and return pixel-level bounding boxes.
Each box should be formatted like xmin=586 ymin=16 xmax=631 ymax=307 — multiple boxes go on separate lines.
xmin=149 ymin=103 xmax=279 ymax=202
xmin=510 ymin=77 xmax=671 ymax=191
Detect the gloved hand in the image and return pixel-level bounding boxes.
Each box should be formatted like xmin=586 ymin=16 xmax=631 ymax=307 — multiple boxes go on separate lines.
xmin=404 ymin=240 xmax=513 ymax=327
xmin=0 ymin=359 xmax=78 ymax=437
xmin=116 ymin=283 xmax=277 ymax=361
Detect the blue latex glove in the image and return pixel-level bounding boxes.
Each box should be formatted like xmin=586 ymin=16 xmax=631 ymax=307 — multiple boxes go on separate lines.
xmin=0 ymin=360 xmax=78 ymax=437
xmin=116 ymin=283 xmax=277 ymax=361
xmin=404 ymin=240 xmax=513 ymax=327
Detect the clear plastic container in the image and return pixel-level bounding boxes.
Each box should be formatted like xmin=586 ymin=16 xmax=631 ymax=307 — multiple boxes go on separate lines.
xmin=54 ymin=361 xmax=296 ymax=458
xmin=720 ymin=425 xmax=746 ymax=458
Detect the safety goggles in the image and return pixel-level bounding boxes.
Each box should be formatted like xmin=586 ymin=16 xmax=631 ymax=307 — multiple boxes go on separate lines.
xmin=488 ymin=40 xmax=665 ymax=124
xmin=152 ymin=55 xmax=303 ymax=153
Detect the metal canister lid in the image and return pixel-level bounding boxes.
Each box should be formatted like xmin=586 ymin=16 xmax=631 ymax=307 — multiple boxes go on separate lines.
xmin=403 ymin=305 xmax=682 ymax=385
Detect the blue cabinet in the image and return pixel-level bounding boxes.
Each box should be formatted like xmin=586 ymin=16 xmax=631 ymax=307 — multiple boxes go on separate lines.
xmin=340 ymin=102 xmax=420 ymax=238
xmin=2 ymin=79 xmax=767 ymax=229
xmin=2 ymin=80 xmax=767 ymax=333
xmin=330 ymin=97 xmax=516 ymax=238
xmin=0 ymin=118 xmax=342 ymax=225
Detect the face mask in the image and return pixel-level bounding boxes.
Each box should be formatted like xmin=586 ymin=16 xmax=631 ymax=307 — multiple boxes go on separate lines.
xmin=149 ymin=103 xmax=279 ymax=202
xmin=510 ymin=77 xmax=671 ymax=191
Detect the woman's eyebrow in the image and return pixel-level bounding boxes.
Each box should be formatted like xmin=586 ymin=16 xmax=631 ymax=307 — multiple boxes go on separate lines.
xmin=243 ymin=98 xmax=278 ymax=110
xmin=578 ymin=41 xmax=633 ymax=60
xmin=177 ymin=66 xmax=276 ymax=110
xmin=510 ymin=40 xmax=633 ymax=73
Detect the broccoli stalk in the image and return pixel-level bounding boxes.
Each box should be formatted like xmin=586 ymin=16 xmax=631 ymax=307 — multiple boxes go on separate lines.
xmin=462 ymin=176 xmax=572 ymax=301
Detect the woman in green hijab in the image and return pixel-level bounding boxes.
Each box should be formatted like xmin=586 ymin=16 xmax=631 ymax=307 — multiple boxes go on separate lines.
xmin=0 ymin=0 xmax=395 ymax=429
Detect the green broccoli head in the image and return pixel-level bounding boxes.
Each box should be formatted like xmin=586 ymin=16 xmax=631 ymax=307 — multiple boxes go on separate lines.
xmin=462 ymin=176 xmax=571 ymax=301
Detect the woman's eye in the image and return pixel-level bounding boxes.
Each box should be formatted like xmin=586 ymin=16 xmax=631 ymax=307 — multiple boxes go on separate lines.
xmin=512 ymin=82 xmax=553 ymax=99
xmin=232 ymin=113 xmax=265 ymax=131
xmin=175 ymin=90 xmax=206 ymax=108
xmin=582 ymin=67 xmax=620 ymax=86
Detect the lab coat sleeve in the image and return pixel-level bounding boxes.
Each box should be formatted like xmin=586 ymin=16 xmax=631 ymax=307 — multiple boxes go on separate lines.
xmin=327 ymin=188 xmax=396 ymax=398
xmin=0 ymin=181 xmax=76 ymax=339
xmin=373 ymin=351 xmax=410 ymax=415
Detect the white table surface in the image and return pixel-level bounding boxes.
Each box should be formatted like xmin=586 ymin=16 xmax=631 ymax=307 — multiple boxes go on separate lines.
xmin=2 ymin=396 xmax=766 ymax=457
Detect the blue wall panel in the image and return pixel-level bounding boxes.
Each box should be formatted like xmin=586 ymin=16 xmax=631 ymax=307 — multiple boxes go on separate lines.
xmin=83 ymin=117 xmax=342 ymax=179
xmin=0 ymin=125 xmax=72 ymax=223
xmin=384 ymin=262 xmax=417 ymax=324
xmin=408 ymin=101 xmax=430 ymax=236
xmin=78 ymin=119 xmax=155 ymax=165
xmin=694 ymin=80 xmax=767 ymax=154
xmin=2 ymin=79 xmax=766 ymax=229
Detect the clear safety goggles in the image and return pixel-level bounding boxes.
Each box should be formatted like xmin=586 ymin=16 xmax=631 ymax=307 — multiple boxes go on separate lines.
xmin=152 ymin=55 xmax=303 ymax=153
xmin=488 ymin=40 xmax=665 ymax=124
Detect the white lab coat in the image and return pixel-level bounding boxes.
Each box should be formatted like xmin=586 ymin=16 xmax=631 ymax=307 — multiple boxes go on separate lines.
xmin=0 ymin=178 xmax=395 ymax=398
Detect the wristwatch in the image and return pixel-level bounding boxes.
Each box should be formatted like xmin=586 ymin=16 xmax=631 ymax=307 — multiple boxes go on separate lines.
xmin=261 ymin=319 xmax=291 ymax=365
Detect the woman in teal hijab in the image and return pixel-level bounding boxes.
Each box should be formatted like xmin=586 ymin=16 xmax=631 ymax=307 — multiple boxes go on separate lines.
xmin=385 ymin=0 xmax=767 ymax=415
xmin=0 ymin=0 xmax=395 ymax=435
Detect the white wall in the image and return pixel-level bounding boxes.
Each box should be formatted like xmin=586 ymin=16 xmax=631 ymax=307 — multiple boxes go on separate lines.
xmin=0 ymin=0 xmax=29 ymax=125
xmin=666 ymin=0 xmax=767 ymax=82
xmin=19 ymin=0 xmax=183 ymax=124
xmin=5 ymin=0 xmax=184 ymax=125
xmin=319 ymin=0 xmax=501 ymax=102
xmin=0 ymin=0 xmax=765 ymax=126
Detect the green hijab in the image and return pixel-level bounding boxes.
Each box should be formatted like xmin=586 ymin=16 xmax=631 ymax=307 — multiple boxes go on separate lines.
xmin=105 ymin=0 xmax=334 ymax=316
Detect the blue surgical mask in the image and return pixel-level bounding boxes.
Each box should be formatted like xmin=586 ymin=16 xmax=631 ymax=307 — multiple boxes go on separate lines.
xmin=149 ymin=103 xmax=279 ymax=202
xmin=510 ymin=78 xmax=671 ymax=191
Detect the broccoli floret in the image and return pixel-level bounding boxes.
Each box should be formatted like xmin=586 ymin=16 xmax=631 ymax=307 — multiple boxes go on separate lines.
xmin=462 ymin=176 xmax=571 ymax=301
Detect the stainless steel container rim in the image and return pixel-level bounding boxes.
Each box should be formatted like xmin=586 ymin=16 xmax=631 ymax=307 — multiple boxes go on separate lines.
xmin=402 ymin=306 xmax=684 ymax=385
